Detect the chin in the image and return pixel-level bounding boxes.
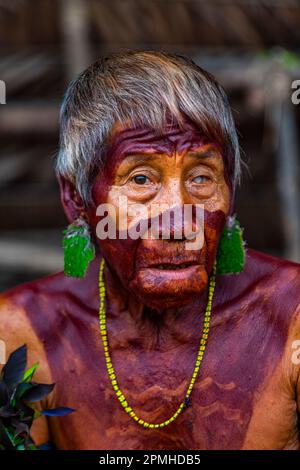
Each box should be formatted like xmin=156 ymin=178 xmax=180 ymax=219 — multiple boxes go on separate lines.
xmin=129 ymin=264 xmax=209 ymax=310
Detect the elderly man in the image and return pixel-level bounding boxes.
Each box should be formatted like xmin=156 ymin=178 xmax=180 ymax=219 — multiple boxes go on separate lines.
xmin=1 ymin=51 xmax=300 ymax=450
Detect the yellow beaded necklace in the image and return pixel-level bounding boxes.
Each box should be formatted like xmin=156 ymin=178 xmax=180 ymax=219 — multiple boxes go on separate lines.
xmin=98 ymin=258 xmax=217 ymax=429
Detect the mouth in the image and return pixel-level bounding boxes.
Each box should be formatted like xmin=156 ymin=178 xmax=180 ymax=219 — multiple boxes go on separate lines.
xmin=131 ymin=259 xmax=207 ymax=305
xmin=147 ymin=261 xmax=198 ymax=271
xmin=148 ymin=261 xmax=198 ymax=271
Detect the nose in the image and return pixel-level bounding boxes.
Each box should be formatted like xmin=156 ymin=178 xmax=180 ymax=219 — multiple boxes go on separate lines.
xmin=157 ymin=206 xmax=203 ymax=246
xmin=150 ymin=178 xmax=203 ymax=243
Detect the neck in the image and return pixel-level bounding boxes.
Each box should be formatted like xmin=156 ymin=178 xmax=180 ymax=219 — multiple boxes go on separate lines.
xmin=101 ymin=259 xmax=210 ymax=353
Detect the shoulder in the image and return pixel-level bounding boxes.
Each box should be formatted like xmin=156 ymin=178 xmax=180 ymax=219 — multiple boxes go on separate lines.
xmin=216 ymin=247 xmax=300 ymax=330
xmin=0 ymin=270 xmax=69 ymax=327
xmin=245 ymin=247 xmax=300 ymax=278
xmin=0 ymin=260 xmax=99 ymax=371
xmin=244 ymin=248 xmax=300 ymax=337
xmin=218 ymin=247 xmax=300 ymax=299
xmin=242 ymin=247 xmax=300 ymax=299
xmin=0 ymin=267 xmax=91 ymax=322
xmin=0 ymin=271 xmax=71 ymax=384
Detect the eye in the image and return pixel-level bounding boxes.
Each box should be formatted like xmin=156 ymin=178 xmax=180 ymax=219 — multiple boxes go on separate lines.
xmin=132 ymin=174 xmax=150 ymax=185
xmin=192 ymin=175 xmax=210 ymax=184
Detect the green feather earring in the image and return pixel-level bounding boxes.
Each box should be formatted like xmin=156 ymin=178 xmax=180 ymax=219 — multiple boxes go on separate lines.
xmin=216 ymin=215 xmax=246 ymax=275
xmin=63 ymin=217 xmax=95 ymax=278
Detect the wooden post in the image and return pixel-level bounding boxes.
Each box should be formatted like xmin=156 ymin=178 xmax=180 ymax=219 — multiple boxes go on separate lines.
xmin=266 ymin=67 xmax=300 ymax=262
xmin=59 ymin=0 xmax=91 ymax=82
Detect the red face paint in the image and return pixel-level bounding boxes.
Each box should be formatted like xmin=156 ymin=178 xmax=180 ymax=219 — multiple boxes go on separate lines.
xmin=92 ymin=116 xmax=232 ymax=196
xmin=87 ymin=117 xmax=230 ymax=310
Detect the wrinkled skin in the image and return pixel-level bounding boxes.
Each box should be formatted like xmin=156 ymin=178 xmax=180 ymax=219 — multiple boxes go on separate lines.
xmin=87 ymin=119 xmax=229 ymax=310
xmin=1 ymin=119 xmax=300 ymax=450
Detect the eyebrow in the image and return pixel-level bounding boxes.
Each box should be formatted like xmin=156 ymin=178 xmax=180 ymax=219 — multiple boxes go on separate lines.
xmin=188 ymin=148 xmax=220 ymax=159
xmin=119 ymin=153 xmax=162 ymax=164
xmin=121 ymin=147 xmax=220 ymax=163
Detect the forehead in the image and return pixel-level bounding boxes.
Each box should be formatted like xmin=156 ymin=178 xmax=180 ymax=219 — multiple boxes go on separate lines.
xmin=106 ymin=118 xmax=221 ymax=161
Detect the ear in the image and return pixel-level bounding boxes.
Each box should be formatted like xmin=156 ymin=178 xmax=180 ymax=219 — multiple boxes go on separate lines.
xmin=57 ymin=175 xmax=85 ymax=224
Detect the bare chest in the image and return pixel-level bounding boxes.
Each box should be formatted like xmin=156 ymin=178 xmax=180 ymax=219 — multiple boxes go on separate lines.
xmin=48 ymin=341 xmax=298 ymax=450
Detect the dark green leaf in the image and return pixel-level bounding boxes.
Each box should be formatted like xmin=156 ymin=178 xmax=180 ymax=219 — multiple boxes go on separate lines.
xmin=1 ymin=344 xmax=27 ymax=390
xmin=21 ymin=383 xmax=55 ymax=403
xmin=0 ymin=421 xmax=14 ymax=449
xmin=26 ymin=444 xmax=39 ymax=450
xmin=15 ymin=399 xmax=35 ymax=421
xmin=13 ymin=421 xmax=29 ymax=438
xmin=15 ymin=382 xmax=35 ymax=400
xmin=0 ymin=404 xmax=19 ymax=418
xmin=0 ymin=382 xmax=8 ymax=407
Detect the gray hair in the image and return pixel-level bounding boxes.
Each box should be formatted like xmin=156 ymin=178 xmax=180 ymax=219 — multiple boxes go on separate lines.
xmin=55 ymin=50 xmax=241 ymax=205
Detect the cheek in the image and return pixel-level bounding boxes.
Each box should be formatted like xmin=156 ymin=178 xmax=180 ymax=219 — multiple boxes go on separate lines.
xmin=201 ymin=179 xmax=231 ymax=220
xmin=87 ymin=173 xmax=111 ymax=230
xmin=106 ymin=186 xmax=149 ymax=234
xmin=98 ymin=237 xmax=139 ymax=283
xmin=89 ymin=182 xmax=143 ymax=282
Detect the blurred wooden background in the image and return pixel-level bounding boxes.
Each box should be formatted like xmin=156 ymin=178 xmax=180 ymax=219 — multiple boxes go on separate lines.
xmin=0 ymin=0 xmax=300 ymax=290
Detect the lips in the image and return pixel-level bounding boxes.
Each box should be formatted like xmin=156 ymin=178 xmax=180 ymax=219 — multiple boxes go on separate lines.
xmin=149 ymin=261 xmax=198 ymax=270
xmin=135 ymin=263 xmax=203 ymax=301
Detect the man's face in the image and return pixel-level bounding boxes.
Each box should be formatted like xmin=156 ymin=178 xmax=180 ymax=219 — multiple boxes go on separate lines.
xmin=88 ymin=118 xmax=231 ymax=309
